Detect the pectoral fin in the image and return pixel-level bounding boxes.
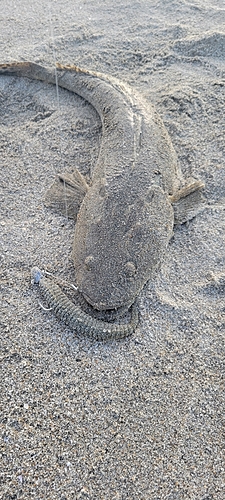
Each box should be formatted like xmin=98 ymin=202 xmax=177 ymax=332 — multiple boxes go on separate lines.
xmin=44 ymin=168 xmax=89 ymax=219
xmin=169 ymin=178 xmax=205 ymax=225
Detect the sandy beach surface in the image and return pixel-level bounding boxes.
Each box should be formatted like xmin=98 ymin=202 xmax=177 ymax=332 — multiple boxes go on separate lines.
xmin=1 ymin=1 xmax=225 ymax=498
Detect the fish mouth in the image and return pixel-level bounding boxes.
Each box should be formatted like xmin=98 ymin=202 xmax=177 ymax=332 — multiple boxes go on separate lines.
xmin=82 ymin=292 xmax=110 ymax=311
xmin=81 ymin=291 xmax=131 ymax=321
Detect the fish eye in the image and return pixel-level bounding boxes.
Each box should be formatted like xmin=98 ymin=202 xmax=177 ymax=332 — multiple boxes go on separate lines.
xmin=84 ymin=255 xmax=94 ymax=270
xmin=124 ymin=261 xmax=136 ymax=277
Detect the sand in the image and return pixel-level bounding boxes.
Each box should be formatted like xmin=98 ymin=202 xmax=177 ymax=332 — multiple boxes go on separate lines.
xmin=1 ymin=1 xmax=225 ymax=498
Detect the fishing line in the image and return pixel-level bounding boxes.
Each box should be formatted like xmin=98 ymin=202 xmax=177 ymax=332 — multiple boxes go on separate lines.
xmin=48 ymin=1 xmax=68 ymax=220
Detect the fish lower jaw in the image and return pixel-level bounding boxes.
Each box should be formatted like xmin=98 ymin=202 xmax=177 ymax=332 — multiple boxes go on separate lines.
xmin=81 ymin=291 xmax=132 ymax=316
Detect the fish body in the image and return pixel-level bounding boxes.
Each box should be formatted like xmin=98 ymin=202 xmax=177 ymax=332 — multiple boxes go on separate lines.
xmin=0 ymin=62 xmax=204 ymax=337
xmin=55 ymin=64 xmax=180 ymax=311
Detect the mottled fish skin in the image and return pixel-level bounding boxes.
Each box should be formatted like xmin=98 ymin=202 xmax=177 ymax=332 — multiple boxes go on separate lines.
xmin=54 ymin=64 xmax=179 ymax=311
xmin=1 ymin=62 xmax=203 ymax=339
xmin=0 ymin=61 xmax=178 ymax=310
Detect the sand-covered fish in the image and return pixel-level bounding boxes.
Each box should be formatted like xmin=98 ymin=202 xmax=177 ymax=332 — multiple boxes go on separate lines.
xmin=0 ymin=62 xmax=204 ymax=339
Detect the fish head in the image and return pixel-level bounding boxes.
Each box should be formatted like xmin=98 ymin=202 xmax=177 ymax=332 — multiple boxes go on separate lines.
xmin=73 ymin=183 xmax=173 ymax=311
